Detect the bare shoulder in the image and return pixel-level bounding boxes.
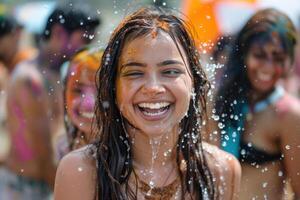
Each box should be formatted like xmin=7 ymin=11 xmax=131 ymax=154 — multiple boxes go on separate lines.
xmin=11 ymin=59 xmax=40 ymax=81
xmin=202 ymin=142 xmax=241 ymax=173
xmin=202 ymin=142 xmax=241 ymax=200
xmin=54 ymin=146 xmax=97 ymax=200
xmin=276 ymin=93 xmax=300 ymax=117
xmin=9 ymin=60 xmax=44 ymax=97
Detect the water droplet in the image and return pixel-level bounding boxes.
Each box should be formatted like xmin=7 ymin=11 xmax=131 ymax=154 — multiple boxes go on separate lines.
xmin=240 ymin=149 xmax=246 ymax=155
xmin=285 ymin=145 xmax=290 ymax=150
xmin=89 ymin=34 xmax=95 ymax=40
xmin=218 ymin=122 xmax=225 ymax=129
xmin=262 ymin=182 xmax=268 ymax=188
xmin=78 ymin=167 xmax=83 ymax=172
xmin=212 ymin=114 xmax=219 ymax=121
xmin=149 ymin=180 xmax=155 ymax=188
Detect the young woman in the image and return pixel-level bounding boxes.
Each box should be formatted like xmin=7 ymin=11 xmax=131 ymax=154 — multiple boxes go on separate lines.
xmin=55 ymin=49 xmax=102 ymax=160
xmin=54 ymin=7 xmax=241 ymax=200
xmin=215 ymin=8 xmax=300 ymax=199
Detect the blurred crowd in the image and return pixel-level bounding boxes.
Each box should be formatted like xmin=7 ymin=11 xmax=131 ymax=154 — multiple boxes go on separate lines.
xmin=0 ymin=0 xmax=299 ymax=200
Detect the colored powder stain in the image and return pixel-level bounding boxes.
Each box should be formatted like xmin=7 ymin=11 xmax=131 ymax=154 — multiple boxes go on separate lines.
xmin=28 ymin=78 xmax=43 ymax=96
xmin=11 ymin=101 xmax=34 ymax=162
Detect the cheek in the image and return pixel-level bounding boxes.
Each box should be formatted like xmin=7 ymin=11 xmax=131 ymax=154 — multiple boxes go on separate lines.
xmin=274 ymin=66 xmax=283 ymax=78
xmin=66 ymin=91 xmax=79 ymax=113
xmin=175 ymin=77 xmax=193 ymax=105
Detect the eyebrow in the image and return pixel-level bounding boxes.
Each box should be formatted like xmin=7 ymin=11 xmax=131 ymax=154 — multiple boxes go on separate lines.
xmin=157 ymin=60 xmax=184 ymax=67
xmin=121 ymin=59 xmax=184 ymax=70
xmin=121 ymin=62 xmax=146 ymax=69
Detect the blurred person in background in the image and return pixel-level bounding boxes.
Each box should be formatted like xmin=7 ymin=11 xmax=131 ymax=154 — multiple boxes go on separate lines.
xmin=215 ymin=8 xmax=300 ymax=199
xmin=0 ymin=4 xmax=100 ymax=199
xmin=0 ymin=15 xmax=37 ymax=164
xmin=55 ymin=48 xmax=101 ymax=161
xmin=0 ymin=15 xmax=37 ymax=73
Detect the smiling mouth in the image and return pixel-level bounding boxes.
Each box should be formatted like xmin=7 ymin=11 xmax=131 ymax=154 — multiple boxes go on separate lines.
xmin=257 ymin=71 xmax=272 ymax=82
xmin=137 ymin=102 xmax=171 ymax=117
xmin=80 ymin=111 xmax=94 ymax=119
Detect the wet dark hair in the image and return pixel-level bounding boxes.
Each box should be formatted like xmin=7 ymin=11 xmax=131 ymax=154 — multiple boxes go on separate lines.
xmin=43 ymin=4 xmax=101 ymax=40
xmin=93 ymin=6 xmax=216 ymax=200
xmin=215 ymin=8 xmax=297 ymax=118
xmin=0 ymin=15 xmax=22 ymax=38
xmin=212 ymin=35 xmax=234 ymax=62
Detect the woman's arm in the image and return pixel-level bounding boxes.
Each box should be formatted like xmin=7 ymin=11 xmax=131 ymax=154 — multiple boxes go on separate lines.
xmin=280 ymin=103 xmax=300 ymax=198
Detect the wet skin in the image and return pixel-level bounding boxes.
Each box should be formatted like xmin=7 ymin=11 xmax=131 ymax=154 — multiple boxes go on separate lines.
xmin=116 ymin=32 xmax=193 ymax=139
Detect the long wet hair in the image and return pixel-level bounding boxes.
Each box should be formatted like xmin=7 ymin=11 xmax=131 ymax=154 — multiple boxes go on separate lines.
xmin=93 ymin=6 xmax=215 ymax=200
xmin=215 ymin=8 xmax=297 ymax=120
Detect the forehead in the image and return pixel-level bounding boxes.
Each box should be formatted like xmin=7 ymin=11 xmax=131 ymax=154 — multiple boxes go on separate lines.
xmin=68 ymin=63 xmax=97 ymax=84
xmin=249 ymin=33 xmax=286 ymax=53
xmin=250 ymin=39 xmax=286 ymax=54
xmin=120 ymin=31 xmax=187 ymax=62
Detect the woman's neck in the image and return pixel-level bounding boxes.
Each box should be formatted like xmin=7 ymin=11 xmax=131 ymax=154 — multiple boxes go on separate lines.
xmin=129 ymin=127 xmax=178 ymax=173
xmin=248 ymin=87 xmax=276 ymax=105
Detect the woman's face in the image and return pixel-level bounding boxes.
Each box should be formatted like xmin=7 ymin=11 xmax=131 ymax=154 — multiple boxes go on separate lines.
xmin=116 ymin=32 xmax=193 ymax=137
xmin=245 ymin=38 xmax=291 ymax=93
xmin=66 ymin=63 xmax=97 ymax=134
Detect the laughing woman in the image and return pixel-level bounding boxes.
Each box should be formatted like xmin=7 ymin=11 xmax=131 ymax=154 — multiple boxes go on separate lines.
xmin=54 ymin=7 xmax=241 ymax=200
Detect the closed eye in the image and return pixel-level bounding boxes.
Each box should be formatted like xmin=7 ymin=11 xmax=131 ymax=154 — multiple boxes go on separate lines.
xmin=122 ymin=71 xmax=144 ymax=77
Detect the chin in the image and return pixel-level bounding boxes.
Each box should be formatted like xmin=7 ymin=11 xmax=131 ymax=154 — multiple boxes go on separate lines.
xmin=252 ymin=84 xmax=275 ymax=94
xmin=139 ymin=125 xmax=175 ymax=138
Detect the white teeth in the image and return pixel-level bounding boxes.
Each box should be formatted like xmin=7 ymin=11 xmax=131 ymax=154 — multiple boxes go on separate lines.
xmin=138 ymin=102 xmax=170 ymax=109
xmin=257 ymin=72 xmax=272 ymax=81
xmin=143 ymin=110 xmax=167 ymax=116
xmin=80 ymin=112 xmax=94 ymax=119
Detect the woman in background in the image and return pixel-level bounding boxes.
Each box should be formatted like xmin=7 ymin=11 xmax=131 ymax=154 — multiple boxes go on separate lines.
xmin=216 ymin=8 xmax=300 ymax=199
xmin=55 ymin=49 xmax=101 ymax=160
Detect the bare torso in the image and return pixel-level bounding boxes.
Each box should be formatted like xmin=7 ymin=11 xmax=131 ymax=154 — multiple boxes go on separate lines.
xmin=5 ymin=58 xmax=64 ymax=187
xmin=240 ymin=93 xmax=300 ymax=199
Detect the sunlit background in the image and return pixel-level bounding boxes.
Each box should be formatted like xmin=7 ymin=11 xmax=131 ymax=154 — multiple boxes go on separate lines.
xmin=1 ymin=0 xmax=299 ymax=50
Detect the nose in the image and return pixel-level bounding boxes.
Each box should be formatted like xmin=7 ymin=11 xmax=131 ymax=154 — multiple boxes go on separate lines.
xmin=141 ymin=74 xmax=166 ymax=97
xmin=264 ymin=58 xmax=274 ymax=69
